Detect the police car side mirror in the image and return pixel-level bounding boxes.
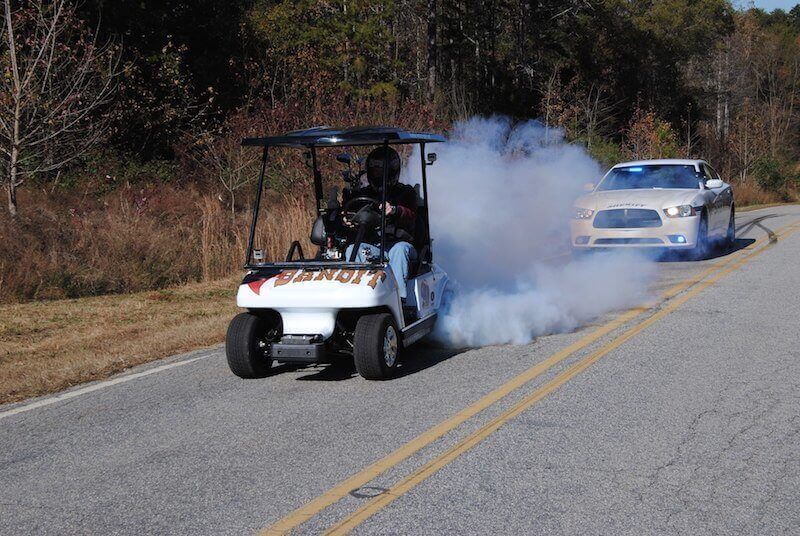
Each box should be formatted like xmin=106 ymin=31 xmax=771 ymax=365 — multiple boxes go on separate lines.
xmin=426 ymin=153 xmax=437 ymax=165
xmin=705 ymin=178 xmax=723 ymax=189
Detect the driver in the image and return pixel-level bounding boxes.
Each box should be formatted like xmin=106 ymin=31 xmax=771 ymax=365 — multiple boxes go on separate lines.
xmin=344 ymin=146 xmax=418 ymax=300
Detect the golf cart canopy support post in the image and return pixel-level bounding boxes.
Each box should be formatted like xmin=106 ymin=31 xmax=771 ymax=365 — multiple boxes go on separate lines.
xmin=310 ymin=146 xmax=324 ymax=214
xmin=419 ymin=142 xmax=432 ymax=262
xmin=379 ymin=138 xmax=389 ymax=264
xmin=245 ymin=146 xmax=269 ymax=266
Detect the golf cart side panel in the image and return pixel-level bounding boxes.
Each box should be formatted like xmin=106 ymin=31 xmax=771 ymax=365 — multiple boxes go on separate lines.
xmin=404 ymin=263 xmax=448 ymax=320
xmin=236 ymin=267 xmax=405 ymax=338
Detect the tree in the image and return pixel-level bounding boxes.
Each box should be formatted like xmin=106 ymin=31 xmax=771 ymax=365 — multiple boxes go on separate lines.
xmin=690 ymin=9 xmax=800 ymax=182
xmin=191 ymin=113 xmax=260 ymax=222
xmin=77 ymin=0 xmax=249 ymax=158
xmin=1 ymin=0 xmax=119 ymax=215
xmin=426 ymin=0 xmax=437 ymax=101
xmin=247 ymin=0 xmax=414 ymax=103
xmin=624 ymin=108 xmax=680 ymax=160
xmin=726 ymin=99 xmax=769 ymax=182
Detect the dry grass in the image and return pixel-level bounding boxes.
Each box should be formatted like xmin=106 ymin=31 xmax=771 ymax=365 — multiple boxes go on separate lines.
xmin=732 ymin=179 xmax=785 ymax=206
xmin=0 ymin=186 xmax=316 ymax=303
xmin=0 ymin=190 xmax=317 ymax=404
xmin=737 ymin=202 xmax=798 ymax=213
xmin=0 ymin=184 xmax=317 ymax=404
xmin=0 ymin=276 xmax=241 ymax=404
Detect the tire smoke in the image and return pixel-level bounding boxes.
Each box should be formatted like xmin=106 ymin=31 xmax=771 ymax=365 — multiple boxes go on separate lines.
xmin=403 ymin=116 xmax=655 ymax=347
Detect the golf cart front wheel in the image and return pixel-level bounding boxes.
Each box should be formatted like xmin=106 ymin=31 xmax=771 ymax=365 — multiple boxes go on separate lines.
xmin=353 ymin=313 xmax=400 ymax=380
xmin=226 ymin=312 xmax=277 ymax=378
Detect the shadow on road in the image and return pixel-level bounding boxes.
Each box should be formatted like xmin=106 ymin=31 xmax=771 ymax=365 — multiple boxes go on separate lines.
xmin=293 ymin=343 xmax=465 ymax=382
xmin=294 ymin=360 xmax=356 ymax=381
xmin=655 ymin=211 xmax=782 ymax=262
xmin=654 ymin=237 xmax=756 ymax=262
xmin=650 ymin=213 xmax=787 ymax=262
xmin=575 ymin=212 xmax=779 ymax=264
xmin=265 ymin=362 xmax=305 ymax=377
xmin=395 ymin=344 xmax=465 ymax=379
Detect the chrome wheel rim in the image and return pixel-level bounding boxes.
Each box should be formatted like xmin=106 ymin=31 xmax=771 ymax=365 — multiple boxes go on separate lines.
xmin=383 ymin=326 xmax=398 ymax=368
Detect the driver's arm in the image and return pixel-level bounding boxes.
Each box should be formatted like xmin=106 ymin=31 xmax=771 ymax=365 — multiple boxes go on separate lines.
xmin=391 ymin=186 xmax=417 ymax=229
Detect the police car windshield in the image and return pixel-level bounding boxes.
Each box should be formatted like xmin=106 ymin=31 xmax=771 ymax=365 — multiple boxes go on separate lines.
xmin=598 ymin=165 xmax=700 ymax=191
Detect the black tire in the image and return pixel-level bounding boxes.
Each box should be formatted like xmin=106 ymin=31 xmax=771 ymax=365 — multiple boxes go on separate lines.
xmin=725 ymin=206 xmax=736 ymax=248
xmin=353 ymin=313 xmax=400 ymax=380
xmin=691 ymin=213 xmax=709 ymax=260
xmin=225 ymin=312 xmax=278 ymax=378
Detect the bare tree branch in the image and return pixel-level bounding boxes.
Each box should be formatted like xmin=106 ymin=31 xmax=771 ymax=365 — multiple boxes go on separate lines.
xmin=0 ymin=0 xmax=121 ymax=216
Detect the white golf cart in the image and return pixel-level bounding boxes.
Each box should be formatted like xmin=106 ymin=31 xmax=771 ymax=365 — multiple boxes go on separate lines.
xmin=226 ymin=127 xmax=448 ymax=380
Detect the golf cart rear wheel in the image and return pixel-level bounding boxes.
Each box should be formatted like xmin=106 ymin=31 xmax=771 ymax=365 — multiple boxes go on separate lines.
xmin=226 ymin=312 xmax=277 ymax=378
xmin=353 ymin=313 xmax=400 ymax=380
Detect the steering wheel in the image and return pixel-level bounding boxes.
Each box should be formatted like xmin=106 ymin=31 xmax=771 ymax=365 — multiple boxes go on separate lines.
xmin=342 ymin=196 xmax=382 ymax=229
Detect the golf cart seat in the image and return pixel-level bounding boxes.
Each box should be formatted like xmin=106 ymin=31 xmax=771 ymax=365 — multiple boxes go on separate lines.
xmin=310 ymin=215 xmax=326 ymax=246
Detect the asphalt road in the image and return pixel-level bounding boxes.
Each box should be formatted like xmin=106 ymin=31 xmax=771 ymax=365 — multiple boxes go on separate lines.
xmin=1 ymin=205 xmax=799 ymax=535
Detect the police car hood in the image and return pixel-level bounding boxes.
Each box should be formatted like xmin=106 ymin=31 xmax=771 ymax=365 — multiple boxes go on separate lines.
xmin=575 ymin=188 xmax=701 ymax=211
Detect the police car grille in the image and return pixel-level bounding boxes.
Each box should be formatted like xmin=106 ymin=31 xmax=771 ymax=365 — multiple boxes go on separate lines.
xmin=594 ymin=237 xmax=664 ymax=245
xmin=593 ymin=209 xmax=662 ymax=228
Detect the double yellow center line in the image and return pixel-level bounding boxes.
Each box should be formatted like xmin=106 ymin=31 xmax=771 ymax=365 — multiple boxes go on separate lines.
xmin=264 ymin=217 xmax=800 ymax=535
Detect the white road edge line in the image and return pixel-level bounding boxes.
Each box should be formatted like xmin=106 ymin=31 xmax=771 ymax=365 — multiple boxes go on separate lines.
xmin=0 ymin=353 xmax=214 ymax=421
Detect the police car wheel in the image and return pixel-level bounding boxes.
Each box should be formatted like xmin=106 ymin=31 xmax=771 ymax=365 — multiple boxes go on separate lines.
xmin=691 ymin=213 xmax=709 ymax=260
xmin=726 ymin=207 xmax=736 ymax=248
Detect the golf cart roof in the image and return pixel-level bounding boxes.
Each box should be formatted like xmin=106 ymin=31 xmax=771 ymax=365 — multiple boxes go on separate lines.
xmin=242 ymin=126 xmax=445 ymax=148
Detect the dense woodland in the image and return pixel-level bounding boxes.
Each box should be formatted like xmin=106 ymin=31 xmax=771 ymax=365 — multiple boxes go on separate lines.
xmin=1 ymin=0 xmax=800 ymax=302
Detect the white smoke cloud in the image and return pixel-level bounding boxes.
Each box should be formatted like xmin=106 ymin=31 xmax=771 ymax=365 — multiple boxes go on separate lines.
xmin=402 ymin=116 xmax=656 ymax=347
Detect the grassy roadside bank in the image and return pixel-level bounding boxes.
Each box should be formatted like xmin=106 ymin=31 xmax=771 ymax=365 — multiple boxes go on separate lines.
xmin=0 ymin=277 xmax=239 ymax=405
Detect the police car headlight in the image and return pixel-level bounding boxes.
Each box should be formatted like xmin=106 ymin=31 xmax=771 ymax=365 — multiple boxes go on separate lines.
xmin=663 ymin=205 xmax=695 ymax=218
xmin=573 ymin=208 xmax=594 ymax=219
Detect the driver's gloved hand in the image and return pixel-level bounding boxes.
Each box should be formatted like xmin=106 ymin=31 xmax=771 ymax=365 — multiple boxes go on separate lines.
xmin=360 ymin=246 xmax=379 ymax=262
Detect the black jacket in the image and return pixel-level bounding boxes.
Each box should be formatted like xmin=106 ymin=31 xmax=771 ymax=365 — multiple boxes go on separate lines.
xmin=349 ymin=183 xmax=417 ymax=243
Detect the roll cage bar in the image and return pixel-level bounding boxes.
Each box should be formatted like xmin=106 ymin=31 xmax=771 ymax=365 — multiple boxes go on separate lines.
xmin=242 ymin=126 xmax=445 ymax=270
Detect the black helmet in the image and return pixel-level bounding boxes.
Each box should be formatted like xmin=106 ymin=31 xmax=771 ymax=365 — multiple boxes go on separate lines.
xmin=366 ymin=146 xmax=401 ymax=189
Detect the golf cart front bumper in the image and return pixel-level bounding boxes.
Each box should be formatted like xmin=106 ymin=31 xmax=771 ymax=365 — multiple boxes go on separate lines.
xmin=271 ymin=335 xmax=327 ymax=363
